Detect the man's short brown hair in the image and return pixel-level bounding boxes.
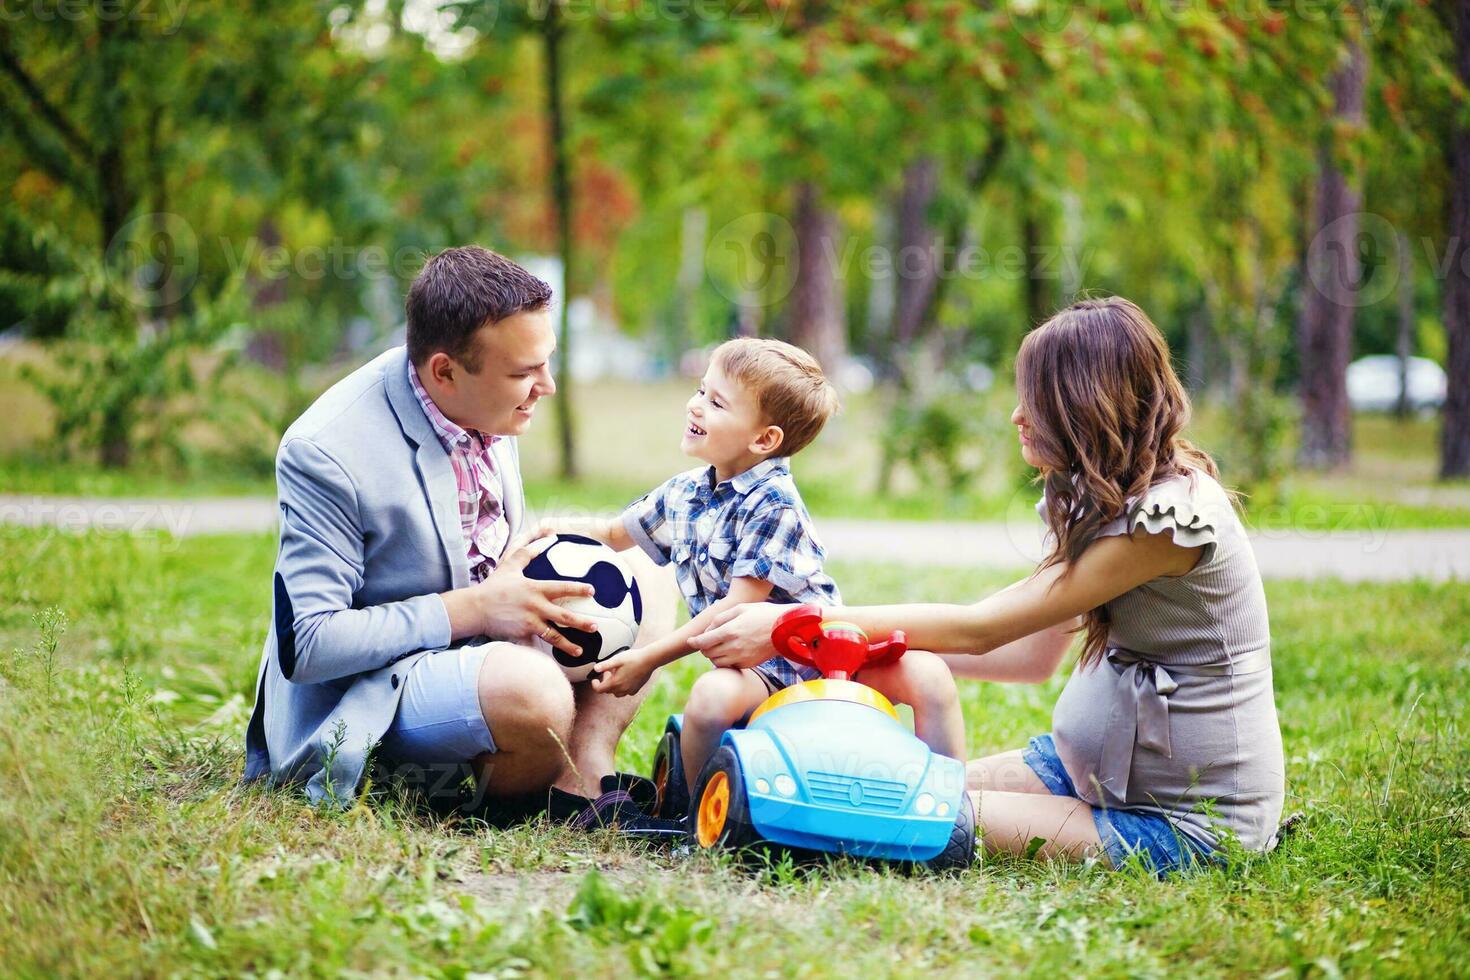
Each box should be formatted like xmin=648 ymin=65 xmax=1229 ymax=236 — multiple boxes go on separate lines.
xmin=405 ymin=246 xmax=551 ymax=371
xmin=712 ymin=338 xmax=839 ymax=457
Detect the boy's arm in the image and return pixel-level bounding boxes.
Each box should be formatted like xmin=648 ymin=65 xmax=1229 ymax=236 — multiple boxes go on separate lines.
xmin=646 ymin=576 xmax=775 ymax=669
xmin=590 ymin=577 xmax=774 ymax=695
xmin=533 ymin=516 xmax=634 ymax=551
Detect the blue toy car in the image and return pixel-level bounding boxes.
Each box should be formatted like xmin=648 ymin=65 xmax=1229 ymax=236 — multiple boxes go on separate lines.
xmin=650 ymin=605 xmax=975 ymax=871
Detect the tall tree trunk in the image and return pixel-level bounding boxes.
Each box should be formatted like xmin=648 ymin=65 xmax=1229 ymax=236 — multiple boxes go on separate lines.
xmin=671 ymin=206 xmax=707 ymax=357
xmin=1185 ymin=304 xmax=1211 ymax=393
xmin=1297 ymin=34 xmax=1367 ymax=470
xmin=788 ymin=182 xmax=845 ymax=371
xmin=1020 ymin=185 xmax=1056 ymax=328
xmin=543 ymin=1 xmax=578 ymax=480
xmin=893 ymin=156 xmax=940 ymax=349
xmin=1441 ymin=0 xmax=1470 ymax=478
xmin=1395 ymin=231 xmax=1415 ymax=420
xmin=96 ymin=10 xmax=136 ymax=469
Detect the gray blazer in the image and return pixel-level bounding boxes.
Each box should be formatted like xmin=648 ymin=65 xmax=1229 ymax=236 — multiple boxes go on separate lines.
xmin=242 ymin=346 xmax=525 ymax=804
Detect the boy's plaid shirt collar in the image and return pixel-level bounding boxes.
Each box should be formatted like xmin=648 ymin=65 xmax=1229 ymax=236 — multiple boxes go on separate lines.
xmin=695 ymin=457 xmax=789 ymax=499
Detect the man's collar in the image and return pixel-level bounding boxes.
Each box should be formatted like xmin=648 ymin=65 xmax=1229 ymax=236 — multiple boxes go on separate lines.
xmin=408 ymin=361 xmax=500 ymax=448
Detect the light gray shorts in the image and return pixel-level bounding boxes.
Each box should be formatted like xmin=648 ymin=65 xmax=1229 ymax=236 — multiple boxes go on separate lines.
xmin=379 ymin=646 xmax=497 ymax=764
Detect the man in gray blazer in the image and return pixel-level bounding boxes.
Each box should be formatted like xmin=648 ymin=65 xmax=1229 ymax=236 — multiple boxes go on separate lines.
xmin=243 ymin=246 xmax=673 ymax=817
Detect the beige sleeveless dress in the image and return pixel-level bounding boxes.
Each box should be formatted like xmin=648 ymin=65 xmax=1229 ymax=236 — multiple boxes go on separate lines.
xmin=1044 ymin=469 xmax=1285 ymax=851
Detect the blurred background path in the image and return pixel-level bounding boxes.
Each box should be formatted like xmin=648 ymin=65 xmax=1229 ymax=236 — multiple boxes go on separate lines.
xmin=4 ymin=494 xmax=1465 ymax=583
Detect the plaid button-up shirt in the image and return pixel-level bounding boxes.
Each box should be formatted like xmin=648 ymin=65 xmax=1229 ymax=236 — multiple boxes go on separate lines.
xmin=621 ymin=457 xmax=841 ymax=688
xmin=408 ymin=363 xmax=510 ymax=584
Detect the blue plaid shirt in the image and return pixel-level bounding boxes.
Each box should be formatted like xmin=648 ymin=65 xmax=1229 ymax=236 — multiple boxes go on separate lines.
xmin=621 ymin=457 xmax=840 ymax=688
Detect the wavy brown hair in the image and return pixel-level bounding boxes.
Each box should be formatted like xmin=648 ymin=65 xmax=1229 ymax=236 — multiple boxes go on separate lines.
xmin=1016 ymin=296 xmax=1223 ymax=669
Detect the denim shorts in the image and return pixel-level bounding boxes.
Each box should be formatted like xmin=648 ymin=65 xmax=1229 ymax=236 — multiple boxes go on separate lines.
xmin=379 ymin=647 xmax=497 ymax=765
xmin=1023 ymin=733 xmax=1214 ymax=876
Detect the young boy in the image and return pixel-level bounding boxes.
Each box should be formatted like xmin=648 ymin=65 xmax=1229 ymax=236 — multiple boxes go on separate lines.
xmin=547 ymin=338 xmax=965 ymax=793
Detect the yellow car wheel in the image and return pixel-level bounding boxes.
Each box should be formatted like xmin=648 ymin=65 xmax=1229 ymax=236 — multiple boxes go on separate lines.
xmin=691 ymin=746 xmax=756 ymax=851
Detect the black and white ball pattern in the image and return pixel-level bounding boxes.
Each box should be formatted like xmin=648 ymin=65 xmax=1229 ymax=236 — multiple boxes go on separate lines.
xmin=523 ymin=534 xmax=643 ymax=682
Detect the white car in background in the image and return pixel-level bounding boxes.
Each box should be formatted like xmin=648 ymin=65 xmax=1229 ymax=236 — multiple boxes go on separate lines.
xmin=1346 ymin=355 xmax=1448 ymax=413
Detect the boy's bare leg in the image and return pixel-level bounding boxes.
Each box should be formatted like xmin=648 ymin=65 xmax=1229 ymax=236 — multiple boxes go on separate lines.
xmin=553 ymin=548 xmax=678 ymax=797
xmin=678 ymin=667 xmax=770 ymax=791
xmin=857 ymin=650 xmax=966 ymax=760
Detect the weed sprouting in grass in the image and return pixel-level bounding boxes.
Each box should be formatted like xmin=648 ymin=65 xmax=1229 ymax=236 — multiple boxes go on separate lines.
xmin=32 ymin=604 xmax=67 ymax=698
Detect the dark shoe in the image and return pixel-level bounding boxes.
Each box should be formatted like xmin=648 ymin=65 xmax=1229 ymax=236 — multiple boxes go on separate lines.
xmin=549 ymin=775 xmax=687 ymax=839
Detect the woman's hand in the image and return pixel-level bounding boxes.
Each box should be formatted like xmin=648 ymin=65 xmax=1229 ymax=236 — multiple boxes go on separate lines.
xmin=688 ymin=601 xmax=788 ymax=669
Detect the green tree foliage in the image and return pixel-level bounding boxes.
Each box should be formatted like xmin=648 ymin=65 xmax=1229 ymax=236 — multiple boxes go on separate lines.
xmin=1 ymin=0 xmax=1462 ymax=487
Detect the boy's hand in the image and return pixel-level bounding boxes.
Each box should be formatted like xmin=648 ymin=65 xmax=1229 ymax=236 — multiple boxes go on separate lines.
xmin=591 ymin=649 xmax=654 ymax=697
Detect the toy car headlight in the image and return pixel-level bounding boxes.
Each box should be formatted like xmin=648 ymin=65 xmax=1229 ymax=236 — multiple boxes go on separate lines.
xmin=773 ymin=774 xmax=797 ymax=797
xmin=914 ymin=792 xmax=936 ymax=815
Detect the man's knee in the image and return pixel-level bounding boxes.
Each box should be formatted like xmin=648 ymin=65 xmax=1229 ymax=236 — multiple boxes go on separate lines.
xmin=685 ymin=668 xmax=757 ymax=726
xmin=477 ymin=643 xmax=575 ymax=750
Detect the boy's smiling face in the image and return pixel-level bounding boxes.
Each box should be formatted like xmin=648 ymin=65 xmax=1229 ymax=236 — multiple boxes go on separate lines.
xmin=681 ymin=362 xmax=782 ymax=482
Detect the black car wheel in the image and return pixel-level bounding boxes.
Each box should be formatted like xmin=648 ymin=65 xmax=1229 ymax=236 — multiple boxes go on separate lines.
xmin=924 ymin=790 xmax=978 ymax=873
xmin=650 ymin=724 xmax=689 ymax=820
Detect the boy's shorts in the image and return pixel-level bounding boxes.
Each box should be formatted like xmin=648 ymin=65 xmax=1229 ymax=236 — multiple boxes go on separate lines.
xmin=1023 ymin=733 xmax=1216 ymax=876
xmin=751 ymin=655 xmax=821 ymax=694
xmin=379 ymin=646 xmax=497 ymax=765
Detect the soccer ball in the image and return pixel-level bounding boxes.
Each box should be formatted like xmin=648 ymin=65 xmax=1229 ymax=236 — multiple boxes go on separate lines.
xmin=522 ymin=534 xmax=643 ymax=682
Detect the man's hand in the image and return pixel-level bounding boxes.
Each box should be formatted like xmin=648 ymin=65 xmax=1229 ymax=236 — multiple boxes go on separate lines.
xmin=590 ymin=648 xmax=654 ymax=697
xmin=441 ymin=535 xmax=598 ymax=658
xmin=688 ymin=601 xmax=785 ymax=670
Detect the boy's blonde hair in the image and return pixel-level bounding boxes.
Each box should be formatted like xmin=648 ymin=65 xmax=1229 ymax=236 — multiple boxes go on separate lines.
xmin=712 ymin=338 xmax=839 ymax=457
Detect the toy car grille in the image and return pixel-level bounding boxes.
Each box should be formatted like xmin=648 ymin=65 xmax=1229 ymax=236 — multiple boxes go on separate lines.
xmin=806 ymin=771 xmax=909 ymax=811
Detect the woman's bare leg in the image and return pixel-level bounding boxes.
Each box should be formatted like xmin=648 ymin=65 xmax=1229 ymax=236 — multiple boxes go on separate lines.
xmin=965 ymin=749 xmax=1107 ymax=863
xmin=966 ymin=749 xmax=1053 ymax=794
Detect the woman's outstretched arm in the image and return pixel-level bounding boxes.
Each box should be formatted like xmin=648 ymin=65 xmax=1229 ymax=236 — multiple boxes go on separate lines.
xmin=936 ymin=581 xmax=1078 ymax=683
xmin=690 ymin=529 xmax=1201 ymax=671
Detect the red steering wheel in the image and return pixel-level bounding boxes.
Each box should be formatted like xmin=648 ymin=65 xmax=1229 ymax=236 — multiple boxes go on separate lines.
xmin=770 ymin=604 xmax=907 ymax=681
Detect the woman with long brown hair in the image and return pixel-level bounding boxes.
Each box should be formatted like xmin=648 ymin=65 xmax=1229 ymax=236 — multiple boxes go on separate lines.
xmin=689 ymin=296 xmax=1285 ymax=873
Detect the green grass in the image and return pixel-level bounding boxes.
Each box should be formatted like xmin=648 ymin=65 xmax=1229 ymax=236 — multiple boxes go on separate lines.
xmin=1 ymin=527 xmax=1467 ymax=976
